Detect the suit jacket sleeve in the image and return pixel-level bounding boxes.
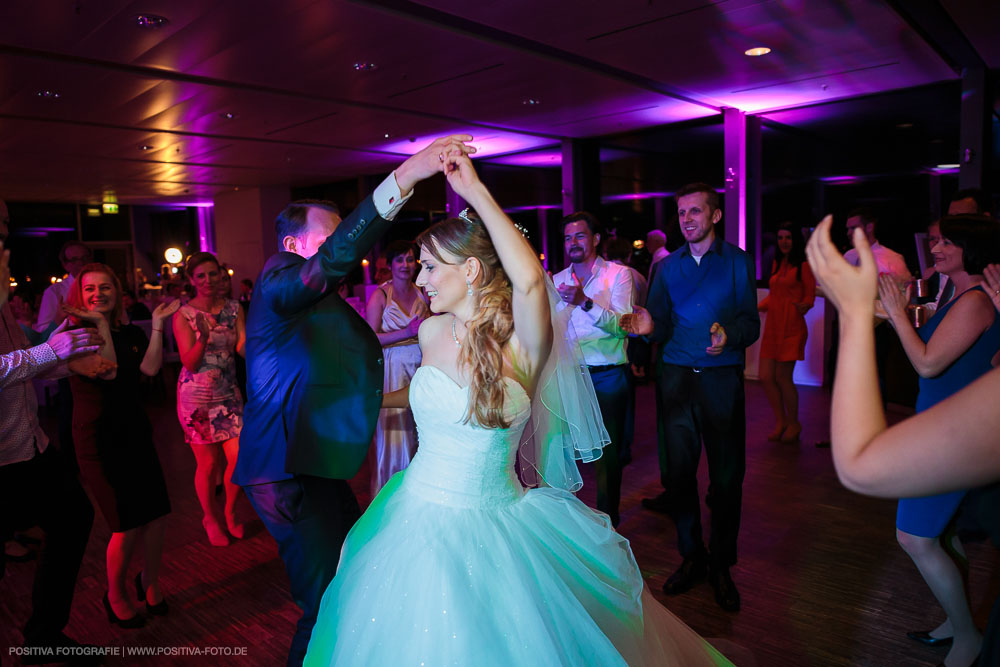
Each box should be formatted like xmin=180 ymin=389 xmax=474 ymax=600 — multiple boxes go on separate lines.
xmin=257 ymin=196 xmax=385 ymax=315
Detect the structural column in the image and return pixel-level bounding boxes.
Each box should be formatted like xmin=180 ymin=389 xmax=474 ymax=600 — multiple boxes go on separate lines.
xmin=561 ymin=138 xmax=601 ymax=216
xmin=722 ymin=109 xmax=761 ymax=270
xmin=959 ymin=67 xmax=992 ymax=192
xmin=213 ymin=186 xmax=290 ymax=288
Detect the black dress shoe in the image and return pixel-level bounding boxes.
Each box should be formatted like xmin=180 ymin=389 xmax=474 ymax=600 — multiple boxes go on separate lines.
xmin=709 ymin=567 xmax=741 ymax=612
xmin=907 ymin=630 xmax=953 ymax=647
xmin=103 ymin=592 xmax=145 ymax=629
xmin=641 ymin=492 xmax=670 ymax=514
xmin=662 ymin=557 xmax=707 ymax=595
xmin=135 ymin=571 xmax=168 ymax=616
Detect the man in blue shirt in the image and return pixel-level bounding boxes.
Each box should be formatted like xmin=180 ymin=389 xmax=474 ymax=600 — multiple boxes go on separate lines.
xmin=622 ymin=183 xmax=759 ymax=612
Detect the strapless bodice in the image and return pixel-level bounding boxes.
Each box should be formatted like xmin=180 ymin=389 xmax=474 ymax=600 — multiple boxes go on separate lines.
xmin=402 ymin=365 xmax=531 ymax=509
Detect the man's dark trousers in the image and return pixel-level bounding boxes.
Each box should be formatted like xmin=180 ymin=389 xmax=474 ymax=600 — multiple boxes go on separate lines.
xmin=243 ymin=476 xmax=360 ymax=666
xmin=656 ymin=363 xmax=746 ymax=568
xmin=589 ymin=364 xmax=629 ymax=525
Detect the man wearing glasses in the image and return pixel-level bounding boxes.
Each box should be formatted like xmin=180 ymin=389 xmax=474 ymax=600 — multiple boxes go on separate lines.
xmin=34 ymin=240 xmax=93 ymax=334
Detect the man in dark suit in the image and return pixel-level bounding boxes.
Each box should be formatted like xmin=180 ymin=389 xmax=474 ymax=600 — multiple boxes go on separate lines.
xmin=234 ymin=135 xmax=474 ymax=666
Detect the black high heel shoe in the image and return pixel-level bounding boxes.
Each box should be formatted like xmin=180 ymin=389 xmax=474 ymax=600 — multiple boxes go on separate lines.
xmin=134 ymin=571 xmax=169 ymax=616
xmin=103 ymin=592 xmax=145 ymax=629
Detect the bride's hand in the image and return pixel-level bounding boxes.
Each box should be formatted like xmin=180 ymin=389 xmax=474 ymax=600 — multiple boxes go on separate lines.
xmin=443 ymin=153 xmax=482 ymax=202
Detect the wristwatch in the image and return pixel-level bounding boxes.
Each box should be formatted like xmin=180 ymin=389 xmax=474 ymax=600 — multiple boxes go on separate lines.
xmin=581 ymin=299 xmax=594 ymax=312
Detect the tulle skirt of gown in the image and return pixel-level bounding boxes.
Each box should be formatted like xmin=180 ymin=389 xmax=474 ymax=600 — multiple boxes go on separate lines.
xmin=305 ymin=473 xmax=731 ymax=666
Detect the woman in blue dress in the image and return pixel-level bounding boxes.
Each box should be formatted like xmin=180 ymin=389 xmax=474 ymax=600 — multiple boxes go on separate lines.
xmin=878 ymin=214 xmax=1000 ymax=667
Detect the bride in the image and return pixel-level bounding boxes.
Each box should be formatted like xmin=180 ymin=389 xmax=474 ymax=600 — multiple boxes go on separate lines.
xmin=304 ymin=152 xmax=736 ymax=665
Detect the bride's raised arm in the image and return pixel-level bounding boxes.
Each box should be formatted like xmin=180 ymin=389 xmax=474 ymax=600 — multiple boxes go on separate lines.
xmin=443 ymin=153 xmax=552 ymax=383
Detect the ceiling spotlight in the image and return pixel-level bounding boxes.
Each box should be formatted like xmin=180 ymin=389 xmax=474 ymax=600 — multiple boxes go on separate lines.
xmin=220 ymin=112 xmax=238 ymax=120
xmin=744 ymin=47 xmax=771 ymax=56
xmin=522 ymin=98 xmax=541 ymax=106
xmin=353 ymin=62 xmax=378 ymax=71
xmin=164 ymin=248 xmax=183 ymax=264
xmin=135 ymin=14 xmax=169 ymax=28
xmin=139 ymin=144 xmax=154 ymax=151
xmin=36 ymin=90 xmax=60 ymax=99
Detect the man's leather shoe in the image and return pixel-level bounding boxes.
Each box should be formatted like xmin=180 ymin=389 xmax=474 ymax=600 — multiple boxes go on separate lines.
xmin=906 ymin=630 xmax=953 ymax=647
xmin=662 ymin=558 xmax=707 ymax=595
xmin=641 ymin=492 xmax=670 ymax=514
xmin=709 ymin=567 xmax=741 ymax=612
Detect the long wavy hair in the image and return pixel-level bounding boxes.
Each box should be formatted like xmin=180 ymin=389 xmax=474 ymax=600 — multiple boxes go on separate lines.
xmin=66 ymin=263 xmax=124 ymax=328
xmin=416 ymin=214 xmax=514 ymax=429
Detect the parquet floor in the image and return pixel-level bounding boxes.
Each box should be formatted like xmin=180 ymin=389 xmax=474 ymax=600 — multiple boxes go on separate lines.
xmin=2 ymin=376 xmax=997 ymax=666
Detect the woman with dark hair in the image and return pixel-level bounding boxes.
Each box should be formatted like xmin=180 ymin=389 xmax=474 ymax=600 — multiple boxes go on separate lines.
xmin=173 ymin=251 xmax=246 ymax=547
xmin=757 ymin=222 xmax=815 ymax=442
xmin=64 ymin=263 xmax=179 ymax=627
xmin=876 ymin=214 xmax=1000 ymax=667
xmin=364 ymin=239 xmax=429 ymax=495
xmin=304 ymin=153 xmax=736 ymax=665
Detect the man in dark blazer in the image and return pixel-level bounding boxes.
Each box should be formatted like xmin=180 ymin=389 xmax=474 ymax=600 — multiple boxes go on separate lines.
xmin=234 ymin=135 xmax=474 ymax=666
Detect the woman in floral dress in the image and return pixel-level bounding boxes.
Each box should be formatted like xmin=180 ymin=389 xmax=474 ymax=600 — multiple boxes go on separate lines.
xmin=174 ymin=252 xmax=246 ymax=546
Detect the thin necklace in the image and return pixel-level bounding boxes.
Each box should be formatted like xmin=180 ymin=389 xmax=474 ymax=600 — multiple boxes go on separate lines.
xmin=451 ymin=318 xmax=461 ymax=347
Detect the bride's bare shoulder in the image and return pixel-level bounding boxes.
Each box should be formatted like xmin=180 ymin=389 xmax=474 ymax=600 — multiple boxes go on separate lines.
xmin=418 ymin=314 xmax=451 ymax=351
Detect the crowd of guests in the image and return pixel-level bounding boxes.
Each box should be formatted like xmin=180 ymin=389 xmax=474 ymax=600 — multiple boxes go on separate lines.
xmin=2 ymin=174 xmax=1000 ymax=667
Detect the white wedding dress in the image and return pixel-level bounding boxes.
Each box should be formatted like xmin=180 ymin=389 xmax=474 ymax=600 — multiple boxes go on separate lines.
xmin=304 ymin=365 xmax=733 ymax=666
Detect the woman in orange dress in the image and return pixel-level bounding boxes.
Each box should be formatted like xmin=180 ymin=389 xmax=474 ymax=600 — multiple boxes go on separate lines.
xmin=758 ymin=223 xmax=815 ymax=442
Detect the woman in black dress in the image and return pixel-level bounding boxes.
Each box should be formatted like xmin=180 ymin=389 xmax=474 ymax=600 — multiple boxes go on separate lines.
xmin=65 ymin=263 xmax=179 ymax=628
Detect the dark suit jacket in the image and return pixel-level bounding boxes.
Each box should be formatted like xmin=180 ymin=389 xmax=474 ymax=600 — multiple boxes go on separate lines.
xmin=234 ymin=196 xmax=388 ymax=486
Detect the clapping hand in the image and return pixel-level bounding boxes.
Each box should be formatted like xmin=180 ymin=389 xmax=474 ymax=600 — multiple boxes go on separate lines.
xmin=406 ymin=316 xmax=424 ymax=338
xmin=877 ymin=274 xmax=910 ymax=320
xmin=707 ymin=322 xmax=727 ymax=355
xmin=152 ymin=299 xmax=180 ymax=325
xmin=805 ymin=214 xmax=878 ymax=317
xmin=619 ymin=305 xmax=653 ymax=336
xmin=194 ymin=311 xmax=211 ymax=339
xmin=984 ymin=264 xmax=1000 ymax=314
xmin=68 ymin=353 xmax=117 ymax=379
xmin=62 ymin=303 xmax=105 ymax=325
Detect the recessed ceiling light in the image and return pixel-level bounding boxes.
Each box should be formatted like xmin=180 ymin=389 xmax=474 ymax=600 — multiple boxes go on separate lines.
xmin=353 ymin=62 xmax=378 ymax=71
xmin=139 ymin=144 xmax=155 ymax=151
xmin=135 ymin=14 xmax=169 ymax=29
xmin=522 ymin=98 xmax=541 ymax=106
xmin=744 ymin=47 xmax=771 ymax=56
xmin=220 ymin=112 xmax=238 ymax=120
xmin=36 ymin=90 xmax=60 ymax=99
xmin=384 ymin=133 xmax=391 ymax=138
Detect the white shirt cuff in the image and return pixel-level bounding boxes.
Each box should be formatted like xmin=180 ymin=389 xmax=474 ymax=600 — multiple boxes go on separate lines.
xmin=373 ymin=173 xmax=413 ymax=221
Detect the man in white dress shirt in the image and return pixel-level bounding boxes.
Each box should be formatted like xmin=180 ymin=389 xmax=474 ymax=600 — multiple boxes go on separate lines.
xmin=554 ymin=212 xmax=635 ymax=526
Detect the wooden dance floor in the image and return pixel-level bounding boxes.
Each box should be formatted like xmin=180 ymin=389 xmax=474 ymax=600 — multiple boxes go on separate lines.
xmin=2 ymin=377 xmax=998 ymax=666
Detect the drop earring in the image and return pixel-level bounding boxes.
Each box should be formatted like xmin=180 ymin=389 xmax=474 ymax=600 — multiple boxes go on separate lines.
xmin=466 ymin=279 xmax=473 ymax=296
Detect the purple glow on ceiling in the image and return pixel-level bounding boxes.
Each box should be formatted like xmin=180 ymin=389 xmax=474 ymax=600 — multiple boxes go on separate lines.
xmin=601 ymin=192 xmax=673 ymax=202
xmin=486 ymin=148 xmax=561 ymax=168
xmin=503 ymin=204 xmax=561 ymax=213
xmin=380 ymin=131 xmax=554 ymax=158
xmin=929 ymin=166 xmax=960 ymax=174
xmin=819 ymin=175 xmax=861 ymax=184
